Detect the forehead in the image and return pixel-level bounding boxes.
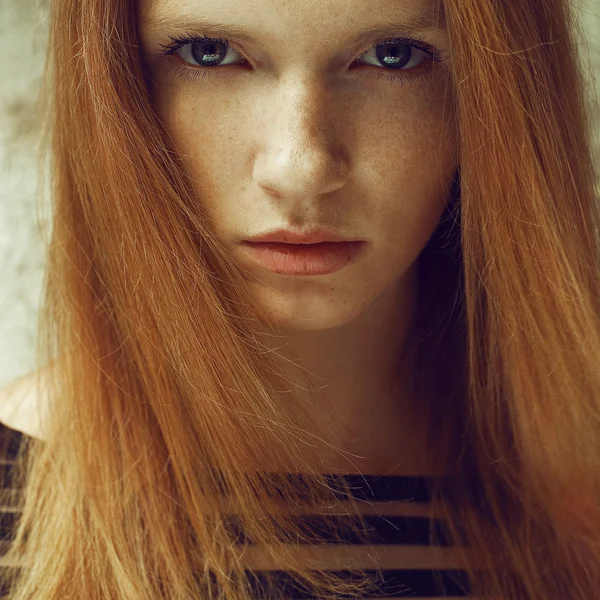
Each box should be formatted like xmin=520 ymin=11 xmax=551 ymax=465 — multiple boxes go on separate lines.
xmin=138 ymin=0 xmax=446 ymax=45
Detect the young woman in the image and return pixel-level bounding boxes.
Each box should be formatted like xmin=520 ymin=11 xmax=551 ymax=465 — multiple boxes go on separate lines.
xmin=1 ymin=0 xmax=599 ymax=598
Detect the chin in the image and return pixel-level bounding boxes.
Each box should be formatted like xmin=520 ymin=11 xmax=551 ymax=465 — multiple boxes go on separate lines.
xmin=250 ymin=284 xmax=374 ymax=332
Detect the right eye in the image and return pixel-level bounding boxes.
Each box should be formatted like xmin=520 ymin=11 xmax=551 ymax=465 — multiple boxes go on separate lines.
xmin=158 ymin=35 xmax=247 ymax=69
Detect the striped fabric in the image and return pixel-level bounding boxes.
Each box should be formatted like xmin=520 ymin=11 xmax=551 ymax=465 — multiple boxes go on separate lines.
xmin=0 ymin=420 xmax=475 ymax=598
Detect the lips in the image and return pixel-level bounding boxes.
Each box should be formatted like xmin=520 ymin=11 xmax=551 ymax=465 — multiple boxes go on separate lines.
xmin=248 ymin=241 xmax=339 ymax=250
xmin=240 ymin=240 xmax=366 ymax=276
xmin=245 ymin=229 xmax=360 ymax=245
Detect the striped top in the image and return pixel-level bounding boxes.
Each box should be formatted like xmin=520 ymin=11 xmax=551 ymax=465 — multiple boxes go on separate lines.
xmin=0 ymin=420 xmax=474 ymax=599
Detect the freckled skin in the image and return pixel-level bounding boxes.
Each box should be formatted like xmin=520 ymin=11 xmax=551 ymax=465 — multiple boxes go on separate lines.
xmin=137 ymin=0 xmax=459 ymax=474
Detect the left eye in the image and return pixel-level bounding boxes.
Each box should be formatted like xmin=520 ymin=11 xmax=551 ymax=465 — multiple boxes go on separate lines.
xmin=359 ymin=40 xmax=433 ymax=71
xmin=159 ymin=35 xmax=444 ymax=75
xmin=174 ymin=37 xmax=243 ymax=69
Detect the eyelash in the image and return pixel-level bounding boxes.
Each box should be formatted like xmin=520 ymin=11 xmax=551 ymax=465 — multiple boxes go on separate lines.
xmin=157 ymin=32 xmax=447 ymax=85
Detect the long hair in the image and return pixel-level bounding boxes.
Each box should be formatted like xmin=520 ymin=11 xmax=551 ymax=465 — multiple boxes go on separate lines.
xmin=3 ymin=0 xmax=600 ymax=598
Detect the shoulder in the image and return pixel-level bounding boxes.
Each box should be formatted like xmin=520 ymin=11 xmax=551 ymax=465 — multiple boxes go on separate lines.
xmin=0 ymin=369 xmax=48 ymax=441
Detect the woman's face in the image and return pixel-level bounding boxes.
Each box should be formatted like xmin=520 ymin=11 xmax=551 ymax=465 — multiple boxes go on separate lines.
xmin=137 ymin=0 xmax=458 ymax=332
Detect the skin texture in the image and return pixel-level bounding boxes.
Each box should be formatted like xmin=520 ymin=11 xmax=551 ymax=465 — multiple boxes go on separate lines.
xmin=136 ymin=0 xmax=458 ymax=475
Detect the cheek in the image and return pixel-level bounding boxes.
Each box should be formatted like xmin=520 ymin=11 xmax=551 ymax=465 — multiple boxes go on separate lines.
xmin=154 ymin=90 xmax=218 ymax=157
xmin=153 ymin=89 xmax=247 ymax=216
xmin=361 ymin=75 xmax=456 ymax=175
xmin=359 ymin=92 xmax=457 ymax=229
xmin=361 ymin=95 xmax=457 ymax=268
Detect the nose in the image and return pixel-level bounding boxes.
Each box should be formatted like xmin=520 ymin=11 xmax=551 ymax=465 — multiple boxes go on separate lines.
xmin=252 ymin=83 xmax=350 ymax=200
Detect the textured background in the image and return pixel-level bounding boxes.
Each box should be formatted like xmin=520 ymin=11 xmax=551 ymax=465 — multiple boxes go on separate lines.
xmin=1 ymin=0 xmax=599 ymax=387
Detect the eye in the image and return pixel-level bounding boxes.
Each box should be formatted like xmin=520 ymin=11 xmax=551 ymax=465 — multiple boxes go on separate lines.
xmin=162 ymin=36 xmax=243 ymax=69
xmin=356 ymin=37 xmax=442 ymax=75
xmin=157 ymin=33 xmax=446 ymax=84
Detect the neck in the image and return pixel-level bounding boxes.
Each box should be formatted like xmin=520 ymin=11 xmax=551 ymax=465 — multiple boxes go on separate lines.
xmin=255 ymin=261 xmax=441 ymax=476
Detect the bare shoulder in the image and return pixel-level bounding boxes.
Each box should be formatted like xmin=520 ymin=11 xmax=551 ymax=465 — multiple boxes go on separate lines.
xmin=0 ymin=369 xmax=49 ymax=441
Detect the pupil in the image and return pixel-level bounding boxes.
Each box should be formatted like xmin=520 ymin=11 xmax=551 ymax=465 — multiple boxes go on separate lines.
xmin=191 ymin=41 xmax=225 ymax=66
xmin=377 ymin=43 xmax=410 ymax=69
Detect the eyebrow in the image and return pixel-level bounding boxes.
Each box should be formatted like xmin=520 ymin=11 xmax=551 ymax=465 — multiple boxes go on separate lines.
xmin=142 ymin=8 xmax=447 ymax=47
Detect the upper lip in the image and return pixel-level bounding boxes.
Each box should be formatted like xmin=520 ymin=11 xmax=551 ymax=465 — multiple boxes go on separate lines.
xmin=244 ymin=229 xmax=361 ymax=244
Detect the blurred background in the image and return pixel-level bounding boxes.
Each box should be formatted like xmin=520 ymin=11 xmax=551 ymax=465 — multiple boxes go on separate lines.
xmin=0 ymin=0 xmax=599 ymax=387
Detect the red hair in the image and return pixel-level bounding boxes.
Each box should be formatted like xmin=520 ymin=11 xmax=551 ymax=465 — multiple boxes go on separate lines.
xmin=3 ymin=0 xmax=600 ymax=598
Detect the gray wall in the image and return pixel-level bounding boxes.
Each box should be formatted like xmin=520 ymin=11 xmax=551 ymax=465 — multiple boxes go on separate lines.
xmin=0 ymin=0 xmax=599 ymax=387
xmin=1 ymin=1 xmax=50 ymax=387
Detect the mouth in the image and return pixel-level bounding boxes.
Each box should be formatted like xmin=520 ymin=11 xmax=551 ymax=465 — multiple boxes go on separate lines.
xmin=240 ymin=241 xmax=366 ymax=276
xmin=244 ymin=228 xmax=362 ymax=245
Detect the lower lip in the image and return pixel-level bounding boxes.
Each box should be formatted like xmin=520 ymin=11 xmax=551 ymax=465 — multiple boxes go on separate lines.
xmin=240 ymin=241 xmax=366 ymax=275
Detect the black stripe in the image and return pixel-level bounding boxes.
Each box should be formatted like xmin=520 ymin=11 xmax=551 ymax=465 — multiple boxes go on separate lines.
xmin=0 ymin=566 xmax=471 ymax=598
xmin=224 ymin=514 xmax=452 ymax=545
xmin=0 ymin=462 xmax=20 ymax=490
xmin=225 ymin=568 xmax=472 ymax=598
xmin=320 ymin=474 xmax=446 ymax=503
xmin=231 ymin=473 xmax=448 ymax=503
xmin=0 ymin=510 xmax=20 ymax=543
xmin=0 ymin=460 xmax=447 ymax=503
xmin=0 ymin=424 xmax=25 ymax=461
xmin=0 ymin=508 xmax=451 ymax=546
